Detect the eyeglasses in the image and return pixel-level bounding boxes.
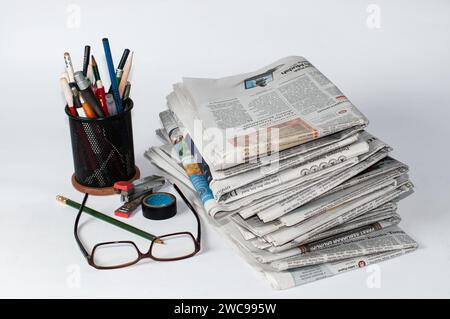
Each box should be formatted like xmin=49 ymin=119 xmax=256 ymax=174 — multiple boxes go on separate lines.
xmin=74 ymin=184 xmax=201 ymax=269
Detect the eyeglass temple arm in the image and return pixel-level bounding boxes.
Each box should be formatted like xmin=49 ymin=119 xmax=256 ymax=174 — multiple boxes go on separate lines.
xmin=173 ymin=184 xmax=201 ymax=244
xmin=73 ymin=193 xmax=91 ymax=258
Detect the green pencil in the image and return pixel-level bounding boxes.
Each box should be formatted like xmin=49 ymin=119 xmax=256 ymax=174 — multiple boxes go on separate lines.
xmin=56 ymin=195 xmax=163 ymax=244
xmin=91 ymin=55 xmax=101 ymax=82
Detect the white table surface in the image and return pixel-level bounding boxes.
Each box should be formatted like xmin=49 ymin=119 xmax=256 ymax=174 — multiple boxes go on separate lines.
xmin=1 ymin=0 xmax=449 ymax=298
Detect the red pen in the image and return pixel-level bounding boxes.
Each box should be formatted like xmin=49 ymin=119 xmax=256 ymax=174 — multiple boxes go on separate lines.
xmin=96 ymin=80 xmax=109 ymax=117
xmin=60 ymin=77 xmax=78 ymax=116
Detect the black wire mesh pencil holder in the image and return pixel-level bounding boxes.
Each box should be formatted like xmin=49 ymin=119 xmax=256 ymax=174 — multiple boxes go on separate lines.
xmin=65 ymin=99 xmax=139 ymax=195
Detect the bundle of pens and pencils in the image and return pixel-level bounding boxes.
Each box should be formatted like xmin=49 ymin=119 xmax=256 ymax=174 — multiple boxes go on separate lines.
xmin=60 ymin=38 xmax=133 ymax=118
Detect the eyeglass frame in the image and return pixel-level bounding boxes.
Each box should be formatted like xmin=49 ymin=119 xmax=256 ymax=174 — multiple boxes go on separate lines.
xmin=73 ymin=184 xmax=201 ymax=270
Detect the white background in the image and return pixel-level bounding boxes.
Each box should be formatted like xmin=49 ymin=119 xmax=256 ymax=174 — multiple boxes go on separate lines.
xmin=1 ymin=0 xmax=449 ymax=298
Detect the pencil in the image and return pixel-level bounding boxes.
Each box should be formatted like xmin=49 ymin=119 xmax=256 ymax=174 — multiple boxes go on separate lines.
xmin=56 ymin=195 xmax=163 ymax=244
xmin=119 ymin=51 xmax=133 ymax=98
xmin=63 ymin=52 xmax=76 ymax=83
xmin=115 ymin=49 xmax=130 ymax=86
xmin=91 ymin=55 xmax=101 ymax=82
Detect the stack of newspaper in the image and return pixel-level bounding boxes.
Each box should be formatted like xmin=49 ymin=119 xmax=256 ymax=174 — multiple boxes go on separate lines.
xmin=145 ymin=56 xmax=417 ymax=289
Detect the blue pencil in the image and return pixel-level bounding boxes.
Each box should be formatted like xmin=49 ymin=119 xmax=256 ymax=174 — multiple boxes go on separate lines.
xmin=102 ymin=38 xmax=123 ymax=113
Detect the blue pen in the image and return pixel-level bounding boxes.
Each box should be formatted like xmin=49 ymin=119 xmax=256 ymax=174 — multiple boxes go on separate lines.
xmin=102 ymin=38 xmax=123 ymax=113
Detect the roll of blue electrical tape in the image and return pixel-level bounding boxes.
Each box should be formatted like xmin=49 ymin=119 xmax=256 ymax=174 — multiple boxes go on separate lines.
xmin=142 ymin=192 xmax=177 ymax=220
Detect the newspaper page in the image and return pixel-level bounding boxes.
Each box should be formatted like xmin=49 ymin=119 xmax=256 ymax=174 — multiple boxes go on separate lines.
xmin=155 ymin=141 xmax=359 ymax=205
xmin=263 ymin=177 xmax=409 ymax=246
xmin=239 ymin=134 xmax=390 ymax=220
xmin=234 ymin=203 xmax=397 ymax=243
xmin=224 ymin=131 xmax=390 ymax=207
xmin=168 ymin=56 xmax=369 ymax=170
xmin=209 ymin=126 xmax=364 ymax=180
xmin=254 ymin=133 xmax=390 ymax=221
xmin=220 ymin=211 xmax=416 ymax=290
xmin=158 ymin=110 xmax=371 ymax=205
xmin=159 ymin=108 xmax=365 ymax=199
xmin=322 ymin=156 xmax=408 ymax=197
xmin=244 ymin=201 xmax=398 ymax=249
xmin=231 ymin=158 xmax=406 ymax=237
xmin=217 ymin=155 xmax=357 ymax=204
xmin=209 ymin=134 xmax=360 ymax=197
xmin=265 ymin=207 xmax=400 ymax=254
xmin=159 ymin=108 xmax=365 ymax=181
xmin=232 ymin=172 xmax=399 ymax=240
xmin=240 ymin=203 xmax=399 ymax=250
xmin=269 ymin=226 xmax=417 ymax=270
xmin=263 ymin=206 xmax=400 ymax=252
xmin=234 ymin=166 xmax=403 ymax=237
xmin=265 ymin=247 xmax=417 ymax=290
xmin=210 ymin=138 xmax=369 ymax=200
xmin=239 ymin=216 xmax=401 ymax=264
xmin=160 ymin=114 xmax=394 ymax=210
xmin=266 ymin=181 xmax=414 ymax=250
xmin=278 ymin=167 xmax=404 ymax=227
xmin=218 ymin=152 xmax=363 ymax=203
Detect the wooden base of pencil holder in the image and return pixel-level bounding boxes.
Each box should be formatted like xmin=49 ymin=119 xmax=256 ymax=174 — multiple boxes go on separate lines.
xmin=71 ymin=165 xmax=141 ymax=196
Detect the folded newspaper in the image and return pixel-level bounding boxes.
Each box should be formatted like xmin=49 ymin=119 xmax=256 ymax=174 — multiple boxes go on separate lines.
xmin=145 ymin=56 xmax=417 ymax=289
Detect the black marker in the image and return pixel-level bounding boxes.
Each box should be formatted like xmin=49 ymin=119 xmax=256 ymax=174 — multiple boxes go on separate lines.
xmin=82 ymin=45 xmax=90 ymax=76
